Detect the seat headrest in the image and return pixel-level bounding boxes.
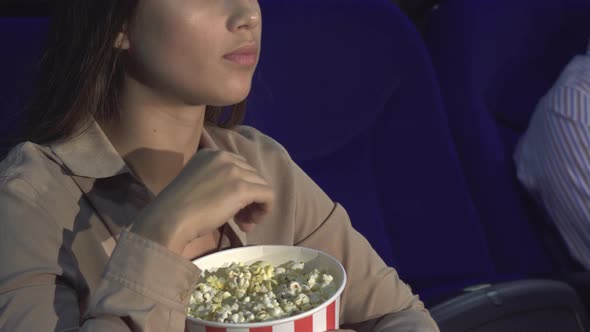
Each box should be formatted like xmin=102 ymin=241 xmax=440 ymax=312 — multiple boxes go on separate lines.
xmin=247 ymin=0 xmax=425 ymax=161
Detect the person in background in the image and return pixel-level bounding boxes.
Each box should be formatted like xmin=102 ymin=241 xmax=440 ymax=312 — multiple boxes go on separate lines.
xmin=514 ymin=40 xmax=590 ymax=307
xmin=0 ymin=1 xmax=439 ymax=331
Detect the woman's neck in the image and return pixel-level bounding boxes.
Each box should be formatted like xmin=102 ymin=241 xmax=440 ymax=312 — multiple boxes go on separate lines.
xmin=102 ymin=77 xmax=206 ymax=196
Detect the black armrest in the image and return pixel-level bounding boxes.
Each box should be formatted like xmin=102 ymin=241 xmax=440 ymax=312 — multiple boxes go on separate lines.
xmin=430 ymin=279 xmax=589 ymax=332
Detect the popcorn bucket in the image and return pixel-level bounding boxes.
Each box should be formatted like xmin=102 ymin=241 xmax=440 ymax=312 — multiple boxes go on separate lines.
xmin=188 ymin=245 xmax=347 ymax=332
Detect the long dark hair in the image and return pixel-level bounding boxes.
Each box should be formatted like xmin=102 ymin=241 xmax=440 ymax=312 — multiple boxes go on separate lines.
xmin=21 ymin=0 xmax=246 ymax=145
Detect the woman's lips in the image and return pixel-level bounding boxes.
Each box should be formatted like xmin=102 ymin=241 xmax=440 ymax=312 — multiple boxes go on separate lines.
xmin=223 ymin=53 xmax=258 ymax=66
xmin=223 ymin=44 xmax=258 ymax=66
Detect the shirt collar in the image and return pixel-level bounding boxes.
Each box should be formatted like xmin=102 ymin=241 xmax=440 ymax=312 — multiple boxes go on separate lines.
xmin=49 ymin=121 xmax=130 ymax=179
xmin=49 ymin=120 xmax=248 ymax=246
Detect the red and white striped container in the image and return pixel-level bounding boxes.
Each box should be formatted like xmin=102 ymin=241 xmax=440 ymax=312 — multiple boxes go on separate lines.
xmin=188 ymin=246 xmax=347 ymax=332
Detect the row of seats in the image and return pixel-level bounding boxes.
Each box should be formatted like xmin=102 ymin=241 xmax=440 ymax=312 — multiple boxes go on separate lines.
xmin=0 ymin=0 xmax=589 ymax=321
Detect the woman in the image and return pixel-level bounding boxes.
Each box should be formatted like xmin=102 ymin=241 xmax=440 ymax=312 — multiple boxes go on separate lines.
xmin=0 ymin=1 xmax=439 ymax=331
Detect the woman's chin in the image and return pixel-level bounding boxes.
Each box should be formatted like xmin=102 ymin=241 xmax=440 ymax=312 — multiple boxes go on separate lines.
xmin=209 ymin=88 xmax=252 ymax=107
xmin=182 ymin=81 xmax=252 ymax=107
xmin=206 ymin=96 xmax=247 ymax=108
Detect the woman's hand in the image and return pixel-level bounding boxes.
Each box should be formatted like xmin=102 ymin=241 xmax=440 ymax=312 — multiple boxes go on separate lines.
xmin=130 ymin=149 xmax=275 ymax=255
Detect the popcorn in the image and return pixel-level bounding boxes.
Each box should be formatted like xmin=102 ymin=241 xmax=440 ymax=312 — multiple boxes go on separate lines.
xmin=293 ymin=293 xmax=310 ymax=306
xmin=187 ymin=260 xmax=337 ymax=323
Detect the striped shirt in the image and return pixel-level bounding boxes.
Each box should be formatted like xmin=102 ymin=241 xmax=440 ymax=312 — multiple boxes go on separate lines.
xmin=515 ymin=42 xmax=590 ymax=271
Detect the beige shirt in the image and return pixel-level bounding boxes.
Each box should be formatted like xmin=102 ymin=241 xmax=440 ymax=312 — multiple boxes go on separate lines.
xmin=0 ymin=121 xmax=439 ymax=332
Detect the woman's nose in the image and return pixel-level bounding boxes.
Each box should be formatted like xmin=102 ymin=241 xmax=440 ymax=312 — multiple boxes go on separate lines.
xmin=227 ymin=0 xmax=261 ymax=32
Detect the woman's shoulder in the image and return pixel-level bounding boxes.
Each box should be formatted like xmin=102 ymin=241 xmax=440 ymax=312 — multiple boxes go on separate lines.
xmin=0 ymin=142 xmax=65 ymax=195
xmin=206 ymin=124 xmax=291 ymax=160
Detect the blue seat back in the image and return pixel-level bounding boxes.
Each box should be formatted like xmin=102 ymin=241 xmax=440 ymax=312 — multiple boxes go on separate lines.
xmin=247 ymin=0 xmax=497 ymax=300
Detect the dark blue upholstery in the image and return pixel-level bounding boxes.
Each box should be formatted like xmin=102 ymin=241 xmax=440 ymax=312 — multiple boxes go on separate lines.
xmin=0 ymin=17 xmax=48 ymax=155
xmin=424 ymin=0 xmax=590 ymax=276
xmin=246 ymin=0 xmax=497 ymax=300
